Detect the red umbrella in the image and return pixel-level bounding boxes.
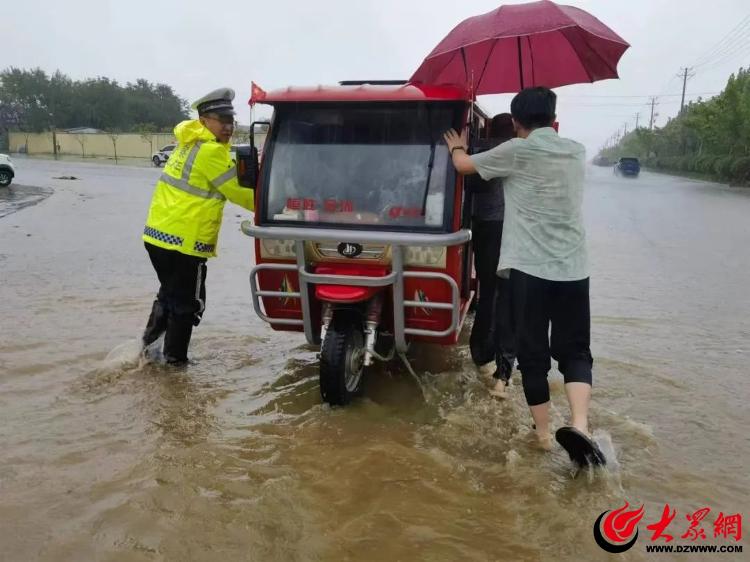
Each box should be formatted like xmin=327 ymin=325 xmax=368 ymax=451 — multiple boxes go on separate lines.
xmin=410 ymin=0 xmax=629 ymax=95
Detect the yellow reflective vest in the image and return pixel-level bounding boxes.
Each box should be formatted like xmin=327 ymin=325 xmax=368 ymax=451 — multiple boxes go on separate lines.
xmin=143 ymin=120 xmax=254 ymax=258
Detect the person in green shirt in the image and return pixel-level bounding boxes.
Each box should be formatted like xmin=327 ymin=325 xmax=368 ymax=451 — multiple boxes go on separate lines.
xmin=443 ymin=87 xmax=605 ymax=467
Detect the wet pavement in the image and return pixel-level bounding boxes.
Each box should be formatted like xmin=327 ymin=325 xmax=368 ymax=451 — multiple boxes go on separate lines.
xmin=0 ymin=182 xmax=54 ymax=219
xmin=0 ymin=157 xmax=748 ymax=561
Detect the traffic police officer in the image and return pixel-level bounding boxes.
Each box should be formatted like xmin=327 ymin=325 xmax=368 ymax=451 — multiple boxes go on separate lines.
xmin=141 ymin=87 xmax=254 ymax=364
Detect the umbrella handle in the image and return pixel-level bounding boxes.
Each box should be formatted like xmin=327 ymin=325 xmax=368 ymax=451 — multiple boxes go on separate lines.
xmin=517 ymin=36 xmax=525 ymax=90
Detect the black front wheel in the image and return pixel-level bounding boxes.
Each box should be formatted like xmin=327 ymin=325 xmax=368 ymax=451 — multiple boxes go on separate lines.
xmin=319 ymin=310 xmax=365 ymax=406
xmin=0 ymin=170 xmax=12 ymax=187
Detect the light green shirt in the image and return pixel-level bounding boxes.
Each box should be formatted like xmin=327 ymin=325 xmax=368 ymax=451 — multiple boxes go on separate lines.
xmin=470 ymin=127 xmax=588 ymax=281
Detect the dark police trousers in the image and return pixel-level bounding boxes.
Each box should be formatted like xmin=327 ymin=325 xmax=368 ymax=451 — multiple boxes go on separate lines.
xmin=143 ymin=242 xmax=207 ymax=364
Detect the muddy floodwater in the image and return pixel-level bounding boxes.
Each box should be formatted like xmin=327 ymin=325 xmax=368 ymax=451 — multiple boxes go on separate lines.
xmin=1 ymin=157 xmax=748 ymax=561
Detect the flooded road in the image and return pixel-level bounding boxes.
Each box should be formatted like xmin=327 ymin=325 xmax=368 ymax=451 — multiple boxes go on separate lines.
xmin=1 ymin=157 xmax=748 ymax=561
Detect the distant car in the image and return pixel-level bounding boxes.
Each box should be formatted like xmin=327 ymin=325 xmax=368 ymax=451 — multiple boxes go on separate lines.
xmin=614 ymin=157 xmax=641 ymax=177
xmin=152 ymin=144 xmax=176 ymax=167
xmin=0 ymin=153 xmax=15 ymax=187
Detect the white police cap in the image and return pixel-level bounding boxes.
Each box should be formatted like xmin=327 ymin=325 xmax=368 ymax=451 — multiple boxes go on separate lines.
xmin=192 ymin=87 xmax=236 ymax=116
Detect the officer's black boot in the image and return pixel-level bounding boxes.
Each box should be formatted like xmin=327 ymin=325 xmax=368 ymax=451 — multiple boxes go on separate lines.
xmin=163 ymin=314 xmax=194 ymax=366
xmin=142 ymin=300 xmax=168 ymax=347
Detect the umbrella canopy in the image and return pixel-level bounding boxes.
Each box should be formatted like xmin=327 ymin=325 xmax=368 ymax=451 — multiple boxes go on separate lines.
xmin=410 ymin=0 xmax=629 ymax=95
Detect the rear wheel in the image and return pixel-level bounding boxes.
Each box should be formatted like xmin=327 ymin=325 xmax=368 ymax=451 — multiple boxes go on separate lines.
xmin=152 ymin=156 xmax=162 ymax=167
xmin=319 ymin=310 xmax=365 ymax=406
xmin=0 ymin=169 xmax=12 ymax=187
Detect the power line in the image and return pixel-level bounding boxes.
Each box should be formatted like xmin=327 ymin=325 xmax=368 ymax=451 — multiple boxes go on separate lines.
xmin=595 ymin=20 xmax=750 ymax=152
xmin=559 ymin=96 xmax=711 ymax=108
xmin=557 ymin=91 xmax=719 ymax=99
xmin=694 ymin=35 xmax=750 ymax=70
xmin=692 ymin=14 xmax=750 ymax=67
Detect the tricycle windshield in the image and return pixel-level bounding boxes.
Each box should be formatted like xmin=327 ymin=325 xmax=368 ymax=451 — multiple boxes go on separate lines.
xmin=261 ymin=102 xmax=461 ymax=231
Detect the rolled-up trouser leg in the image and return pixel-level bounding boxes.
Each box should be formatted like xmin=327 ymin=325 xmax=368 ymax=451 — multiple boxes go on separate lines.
xmin=142 ymin=299 xmax=169 ymax=347
xmin=521 ymin=370 xmax=552 ymax=406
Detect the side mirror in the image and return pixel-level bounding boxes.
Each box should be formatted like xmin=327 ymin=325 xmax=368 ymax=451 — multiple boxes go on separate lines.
xmin=236 ymin=145 xmax=258 ymax=188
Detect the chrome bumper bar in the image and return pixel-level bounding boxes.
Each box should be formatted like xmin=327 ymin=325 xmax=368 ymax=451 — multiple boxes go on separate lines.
xmin=241 ymin=221 xmax=471 ymax=353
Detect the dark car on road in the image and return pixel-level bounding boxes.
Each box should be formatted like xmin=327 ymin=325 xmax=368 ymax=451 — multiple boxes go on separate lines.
xmin=614 ymin=157 xmax=641 ymax=177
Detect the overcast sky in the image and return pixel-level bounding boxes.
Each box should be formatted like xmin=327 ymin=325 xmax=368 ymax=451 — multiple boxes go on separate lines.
xmin=5 ymin=0 xmax=750 ymax=153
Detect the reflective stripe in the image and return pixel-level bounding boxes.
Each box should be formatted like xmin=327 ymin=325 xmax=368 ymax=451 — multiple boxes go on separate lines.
xmin=144 ymin=225 xmax=184 ymax=246
xmin=194 ymin=241 xmax=216 ymax=253
xmin=210 ymin=167 xmax=237 ymax=189
xmin=160 ymin=173 xmax=226 ymax=200
xmin=195 ymin=262 xmax=205 ymax=317
xmin=182 ymin=141 xmax=203 ymax=180
xmin=159 ymin=140 xmax=227 ymax=201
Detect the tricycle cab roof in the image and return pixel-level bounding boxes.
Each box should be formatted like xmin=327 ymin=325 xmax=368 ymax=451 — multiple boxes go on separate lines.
xmin=260 ymin=82 xmax=470 ymax=104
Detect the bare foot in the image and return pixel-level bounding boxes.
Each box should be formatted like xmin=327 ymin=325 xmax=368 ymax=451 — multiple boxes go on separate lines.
xmin=535 ymin=431 xmax=553 ymax=451
xmin=572 ymin=423 xmax=590 ymax=437
xmin=477 ymin=362 xmax=495 ymax=377
xmin=489 ymin=378 xmax=508 ymax=399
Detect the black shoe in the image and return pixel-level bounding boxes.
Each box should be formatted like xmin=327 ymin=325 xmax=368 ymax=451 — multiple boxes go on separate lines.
xmin=555 ymin=427 xmax=607 ymax=467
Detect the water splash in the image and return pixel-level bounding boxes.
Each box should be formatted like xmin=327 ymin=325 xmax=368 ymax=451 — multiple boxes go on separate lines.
xmin=594 ymin=430 xmax=620 ymax=471
xmin=101 ymin=338 xmax=144 ymax=370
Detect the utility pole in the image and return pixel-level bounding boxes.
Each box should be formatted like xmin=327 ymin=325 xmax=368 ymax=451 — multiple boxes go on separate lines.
xmin=624 ymin=122 xmax=628 ymax=137
xmin=649 ymin=97 xmax=659 ymax=130
xmin=635 ymin=112 xmax=640 ymax=130
xmin=678 ymin=67 xmax=695 ymax=115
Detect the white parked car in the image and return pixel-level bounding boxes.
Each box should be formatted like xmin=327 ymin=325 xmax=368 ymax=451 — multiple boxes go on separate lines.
xmin=152 ymin=144 xmax=176 ymax=167
xmin=0 ymin=154 xmax=15 ymax=187
xmin=152 ymin=143 xmax=258 ymax=167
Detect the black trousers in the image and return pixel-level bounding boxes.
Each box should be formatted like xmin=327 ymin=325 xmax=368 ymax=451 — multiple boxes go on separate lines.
xmin=510 ymin=269 xmax=593 ymax=406
xmin=470 ymin=219 xmax=515 ymax=377
xmin=143 ymin=242 xmax=207 ymax=363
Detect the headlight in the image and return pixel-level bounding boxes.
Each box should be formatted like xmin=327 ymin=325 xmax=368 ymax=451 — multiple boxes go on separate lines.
xmin=259 ymin=239 xmax=296 ymax=259
xmin=404 ymin=246 xmax=446 ymax=268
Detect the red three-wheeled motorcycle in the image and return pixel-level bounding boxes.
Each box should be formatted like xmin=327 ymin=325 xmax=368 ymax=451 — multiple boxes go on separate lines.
xmin=240 ymin=80 xmax=496 ymax=405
